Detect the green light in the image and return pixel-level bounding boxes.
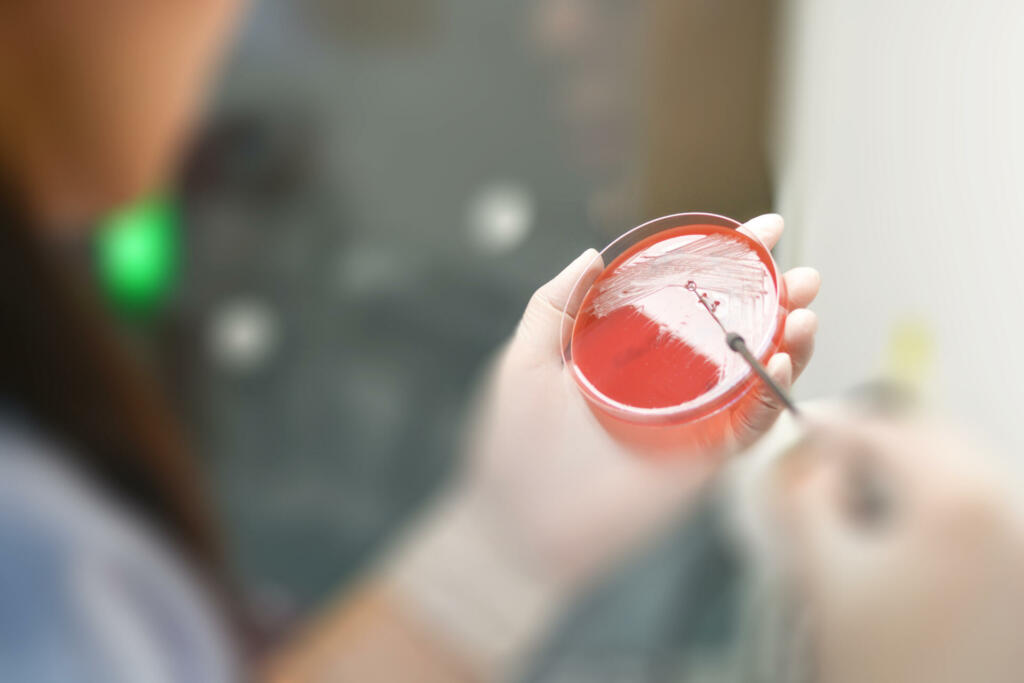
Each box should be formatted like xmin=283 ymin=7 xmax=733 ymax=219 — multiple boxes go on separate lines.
xmin=95 ymin=194 xmax=179 ymax=315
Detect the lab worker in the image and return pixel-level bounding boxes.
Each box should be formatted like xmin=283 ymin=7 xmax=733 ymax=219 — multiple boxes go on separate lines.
xmin=0 ymin=2 xmax=820 ymax=681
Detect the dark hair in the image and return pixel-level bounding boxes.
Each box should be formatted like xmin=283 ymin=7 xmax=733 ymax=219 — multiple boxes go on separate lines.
xmin=0 ymin=189 xmax=224 ymax=576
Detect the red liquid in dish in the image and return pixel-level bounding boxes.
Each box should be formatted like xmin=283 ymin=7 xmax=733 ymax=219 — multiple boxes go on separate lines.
xmin=569 ymin=224 xmax=784 ymax=453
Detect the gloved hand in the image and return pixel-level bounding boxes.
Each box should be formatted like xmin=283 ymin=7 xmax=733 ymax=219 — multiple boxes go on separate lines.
xmin=388 ymin=214 xmax=821 ymax=677
xmin=753 ymin=411 xmax=1024 ymax=683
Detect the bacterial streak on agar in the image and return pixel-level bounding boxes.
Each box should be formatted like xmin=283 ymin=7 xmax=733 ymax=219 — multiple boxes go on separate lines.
xmin=686 ymin=280 xmax=724 ymax=323
xmin=571 ymin=226 xmax=779 ymax=410
xmin=566 ymin=217 xmax=794 ymax=452
xmin=686 ymin=278 xmax=801 ymax=417
xmin=590 ymin=233 xmax=767 ymax=320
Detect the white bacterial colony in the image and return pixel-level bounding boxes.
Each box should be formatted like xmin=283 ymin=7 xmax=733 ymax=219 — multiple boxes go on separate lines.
xmin=589 ymin=233 xmax=768 ymax=319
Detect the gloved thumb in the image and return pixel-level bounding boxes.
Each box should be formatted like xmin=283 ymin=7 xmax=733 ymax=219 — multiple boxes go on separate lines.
xmin=513 ymin=248 xmax=603 ymax=367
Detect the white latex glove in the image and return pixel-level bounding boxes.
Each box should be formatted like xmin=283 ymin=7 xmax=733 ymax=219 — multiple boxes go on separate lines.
xmin=766 ymin=413 xmax=1024 ymax=683
xmin=389 ymin=214 xmax=821 ymax=677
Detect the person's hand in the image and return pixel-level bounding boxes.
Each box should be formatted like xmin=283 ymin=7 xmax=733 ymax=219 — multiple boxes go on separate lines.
xmin=389 ymin=214 xmax=820 ymax=677
xmin=464 ymin=213 xmax=821 ymax=583
xmin=761 ymin=413 xmax=1024 ymax=683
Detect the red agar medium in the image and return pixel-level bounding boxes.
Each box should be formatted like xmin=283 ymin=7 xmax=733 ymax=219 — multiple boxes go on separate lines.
xmin=567 ymin=217 xmax=786 ymax=454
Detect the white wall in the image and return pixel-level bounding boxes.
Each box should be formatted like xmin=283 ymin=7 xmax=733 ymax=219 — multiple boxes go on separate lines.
xmin=775 ymin=0 xmax=1024 ymax=452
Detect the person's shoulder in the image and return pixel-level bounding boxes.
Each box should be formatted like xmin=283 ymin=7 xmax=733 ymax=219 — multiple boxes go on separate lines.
xmin=0 ymin=414 xmax=240 ymax=682
xmin=0 ymin=414 xmax=152 ymax=567
xmin=0 ymin=416 xmax=105 ymax=531
xmin=0 ymin=417 xmax=114 ymax=679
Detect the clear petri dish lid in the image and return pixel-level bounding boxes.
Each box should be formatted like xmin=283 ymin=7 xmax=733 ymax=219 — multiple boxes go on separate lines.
xmin=561 ymin=213 xmax=784 ymax=424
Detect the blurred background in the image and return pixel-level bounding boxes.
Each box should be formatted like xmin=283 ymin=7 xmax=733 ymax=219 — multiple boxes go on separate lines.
xmin=86 ymin=0 xmax=1024 ymax=680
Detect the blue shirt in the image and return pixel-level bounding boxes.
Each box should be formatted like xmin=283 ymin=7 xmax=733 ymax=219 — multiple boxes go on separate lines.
xmin=0 ymin=418 xmax=238 ymax=682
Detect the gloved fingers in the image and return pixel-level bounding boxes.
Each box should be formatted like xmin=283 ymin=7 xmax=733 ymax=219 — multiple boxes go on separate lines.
xmin=783 ymin=308 xmax=818 ymax=381
xmin=740 ymin=213 xmax=784 ymax=250
xmin=514 ymin=248 xmax=603 ymax=366
xmin=783 ymin=267 xmax=821 ymax=309
xmin=730 ymin=352 xmax=794 ymax=448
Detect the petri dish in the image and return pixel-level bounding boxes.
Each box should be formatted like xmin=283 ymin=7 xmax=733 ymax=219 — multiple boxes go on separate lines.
xmin=562 ymin=213 xmax=788 ymax=455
